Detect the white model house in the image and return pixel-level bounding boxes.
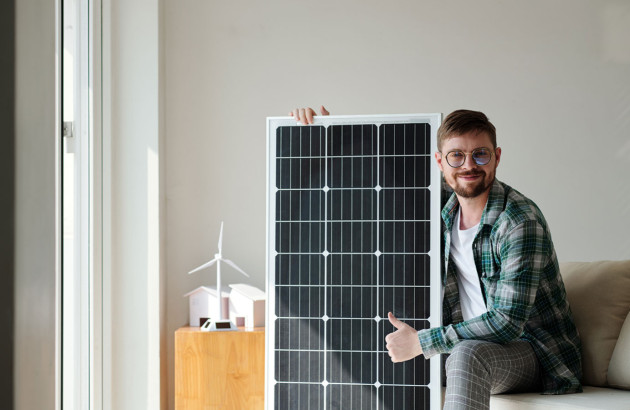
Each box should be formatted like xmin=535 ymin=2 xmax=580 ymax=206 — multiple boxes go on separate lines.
xmin=228 ymin=284 xmax=266 ymax=329
xmin=184 ymin=286 xmax=230 ymax=327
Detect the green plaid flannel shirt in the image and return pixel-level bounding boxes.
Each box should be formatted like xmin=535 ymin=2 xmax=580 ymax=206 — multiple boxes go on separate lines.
xmin=418 ymin=179 xmax=582 ymax=394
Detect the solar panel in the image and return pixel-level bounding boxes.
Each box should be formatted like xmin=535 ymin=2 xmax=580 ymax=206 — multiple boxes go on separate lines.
xmin=266 ymin=114 xmax=442 ymax=410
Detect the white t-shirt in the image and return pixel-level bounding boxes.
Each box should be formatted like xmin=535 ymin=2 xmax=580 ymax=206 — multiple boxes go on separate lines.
xmin=450 ymin=208 xmax=488 ymax=321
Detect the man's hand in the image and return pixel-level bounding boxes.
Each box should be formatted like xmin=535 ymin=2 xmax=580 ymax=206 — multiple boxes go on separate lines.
xmin=385 ymin=312 xmax=423 ymax=362
xmin=289 ymin=105 xmax=330 ymax=125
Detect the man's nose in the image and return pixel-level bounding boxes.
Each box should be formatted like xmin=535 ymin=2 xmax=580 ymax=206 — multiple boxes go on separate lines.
xmin=461 ymin=153 xmax=479 ymax=169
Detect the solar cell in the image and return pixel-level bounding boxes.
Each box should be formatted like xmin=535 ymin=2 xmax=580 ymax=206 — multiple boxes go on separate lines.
xmin=267 ymin=115 xmax=442 ymax=409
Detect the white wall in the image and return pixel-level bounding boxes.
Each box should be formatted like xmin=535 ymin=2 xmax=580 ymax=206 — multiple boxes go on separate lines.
xmin=102 ymin=0 xmax=164 ymax=408
xmin=164 ymin=0 xmax=630 ymax=408
xmin=14 ymin=0 xmax=59 ymax=408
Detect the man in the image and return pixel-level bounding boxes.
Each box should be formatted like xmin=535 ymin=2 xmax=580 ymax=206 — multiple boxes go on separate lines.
xmin=291 ymin=107 xmax=582 ymax=410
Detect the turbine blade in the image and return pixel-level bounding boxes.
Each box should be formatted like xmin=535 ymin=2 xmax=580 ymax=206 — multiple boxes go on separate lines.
xmin=218 ymin=221 xmax=224 ymax=253
xmin=188 ymin=258 xmax=217 ymax=274
xmin=223 ymin=258 xmax=250 ymax=277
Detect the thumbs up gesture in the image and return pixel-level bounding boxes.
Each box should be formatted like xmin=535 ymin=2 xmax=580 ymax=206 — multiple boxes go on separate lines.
xmin=385 ymin=312 xmax=423 ymax=362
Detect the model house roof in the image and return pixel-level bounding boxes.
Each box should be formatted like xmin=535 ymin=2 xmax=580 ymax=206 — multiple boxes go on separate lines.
xmin=183 ymin=286 xmax=231 ymax=298
xmin=229 ymin=284 xmax=265 ymax=301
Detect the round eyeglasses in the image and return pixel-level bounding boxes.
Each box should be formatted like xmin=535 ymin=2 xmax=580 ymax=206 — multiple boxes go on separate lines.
xmin=444 ymin=148 xmax=494 ymax=168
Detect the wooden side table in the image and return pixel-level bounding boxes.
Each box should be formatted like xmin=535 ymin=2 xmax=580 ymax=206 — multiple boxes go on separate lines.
xmin=175 ymin=326 xmax=265 ymax=410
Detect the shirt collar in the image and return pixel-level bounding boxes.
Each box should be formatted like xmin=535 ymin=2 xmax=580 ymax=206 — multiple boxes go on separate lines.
xmin=480 ymin=179 xmax=506 ymax=228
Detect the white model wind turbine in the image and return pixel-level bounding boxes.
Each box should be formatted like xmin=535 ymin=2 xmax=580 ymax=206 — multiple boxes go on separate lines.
xmin=188 ymin=221 xmax=249 ymax=331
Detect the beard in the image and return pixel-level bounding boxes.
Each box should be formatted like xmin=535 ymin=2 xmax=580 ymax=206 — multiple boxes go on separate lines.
xmin=446 ymin=169 xmax=495 ymax=199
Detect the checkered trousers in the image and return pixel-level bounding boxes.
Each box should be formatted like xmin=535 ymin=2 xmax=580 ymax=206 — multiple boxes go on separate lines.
xmin=443 ymin=340 xmax=541 ymax=410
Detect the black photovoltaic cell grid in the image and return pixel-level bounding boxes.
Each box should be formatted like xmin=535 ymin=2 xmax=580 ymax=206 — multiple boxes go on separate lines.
xmin=274 ymin=123 xmax=432 ymax=409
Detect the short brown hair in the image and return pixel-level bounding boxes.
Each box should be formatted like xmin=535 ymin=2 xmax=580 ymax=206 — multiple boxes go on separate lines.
xmin=437 ymin=109 xmax=497 ymax=151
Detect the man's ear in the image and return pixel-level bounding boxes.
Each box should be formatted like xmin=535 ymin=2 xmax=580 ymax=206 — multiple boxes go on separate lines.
xmin=494 ymin=147 xmax=502 ymax=168
xmin=435 ymin=152 xmax=444 ymax=172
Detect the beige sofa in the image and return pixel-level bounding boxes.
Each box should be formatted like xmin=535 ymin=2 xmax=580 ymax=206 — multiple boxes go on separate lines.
xmin=490 ymin=260 xmax=630 ymax=409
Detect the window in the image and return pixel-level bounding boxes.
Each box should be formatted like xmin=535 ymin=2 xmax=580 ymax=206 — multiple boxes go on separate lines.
xmin=62 ymin=0 xmax=101 ymax=408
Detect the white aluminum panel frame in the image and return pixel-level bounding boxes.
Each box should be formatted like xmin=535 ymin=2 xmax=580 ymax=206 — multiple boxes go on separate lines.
xmin=266 ymin=113 xmax=442 ymax=410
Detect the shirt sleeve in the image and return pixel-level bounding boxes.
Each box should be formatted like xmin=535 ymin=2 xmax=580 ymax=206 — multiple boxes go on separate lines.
xmin=418 ymin=220 xmax=549 ymax=358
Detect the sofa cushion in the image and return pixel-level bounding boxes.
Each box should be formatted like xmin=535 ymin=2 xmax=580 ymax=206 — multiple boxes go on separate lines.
xmin=489 ymin=386 xmax=630 ymax=409
xmin=607 ymin=311 xmax=630 ymax=390
xmin=560 ymin=260 xmax=630 ymax=387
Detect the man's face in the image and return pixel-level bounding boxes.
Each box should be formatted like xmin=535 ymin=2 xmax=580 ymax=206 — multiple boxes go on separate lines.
xmin=435 ymin=131 xmax=501 ymax=199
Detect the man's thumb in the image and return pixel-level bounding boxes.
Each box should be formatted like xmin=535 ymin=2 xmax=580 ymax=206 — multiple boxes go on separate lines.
xmin=388 ymin=312 xmax=403 ymax=329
